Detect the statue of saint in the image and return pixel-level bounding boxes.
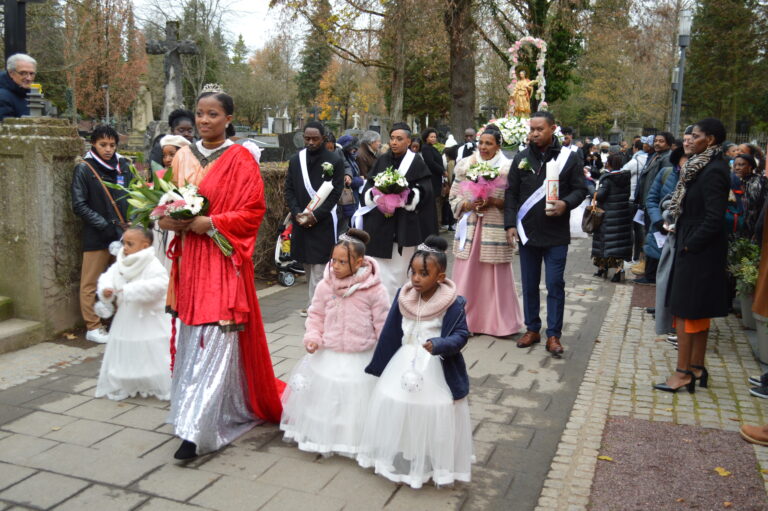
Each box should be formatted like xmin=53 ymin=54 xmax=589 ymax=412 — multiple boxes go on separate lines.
xmin=512 ymin=70 xmax=538 ymax=117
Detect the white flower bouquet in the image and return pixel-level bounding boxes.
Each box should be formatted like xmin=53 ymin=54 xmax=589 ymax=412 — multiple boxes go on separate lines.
xmin=372 ymin=166 xmax=410 ymax=216
xmin=105 ymin=168 xmax=232 ymax=256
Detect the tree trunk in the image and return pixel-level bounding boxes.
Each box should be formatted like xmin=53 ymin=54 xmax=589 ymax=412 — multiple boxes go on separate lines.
xmin=389 ymin=25 xmax=406 ymax=122
xmin=445 ymin=0 xmax=475 ymax=137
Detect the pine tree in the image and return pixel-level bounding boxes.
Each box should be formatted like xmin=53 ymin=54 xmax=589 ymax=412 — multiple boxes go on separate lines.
xmin=294 ymin=0 xmax=333 ymax=109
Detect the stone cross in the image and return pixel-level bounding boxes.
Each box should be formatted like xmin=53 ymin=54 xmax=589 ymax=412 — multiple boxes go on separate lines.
xmin=146 ymin=21 xmax=198 ymax=121
xmin=352 ymin=112 xmax=360 ymax=129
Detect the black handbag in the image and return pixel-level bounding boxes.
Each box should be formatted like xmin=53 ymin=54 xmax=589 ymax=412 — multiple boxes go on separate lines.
xmin=581 ymin=193 xmax=605 ymax=234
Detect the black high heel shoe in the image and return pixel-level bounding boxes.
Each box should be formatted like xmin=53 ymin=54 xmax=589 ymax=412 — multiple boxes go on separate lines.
xmin=653 ymin=368 xmax=696 ymax=393
xmin=594 ymin=268 xmax=606 ymax=278
xmin=610 ymin=269 xmax=625 ymax=283
xmin=691 ymin=365 xmax=709 ymax=388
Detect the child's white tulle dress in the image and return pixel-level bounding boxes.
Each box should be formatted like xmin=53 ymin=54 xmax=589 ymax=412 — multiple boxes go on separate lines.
xmin=95 ymin=247 xmax=172 ymax=401
xmin=357 ymin=314 xmax=473 ymax=488
xmin=280 ymin=349 xmax=377 ymax=456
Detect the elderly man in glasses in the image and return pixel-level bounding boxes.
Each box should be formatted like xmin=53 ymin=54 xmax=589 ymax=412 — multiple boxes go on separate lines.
xmin=0 ymin=53 xmax=37 ymax=120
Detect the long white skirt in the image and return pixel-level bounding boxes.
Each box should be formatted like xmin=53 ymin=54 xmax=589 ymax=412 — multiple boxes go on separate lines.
xmin=95 ymin=309 xmax=171 ymax=402
xmin=357 ymin=344 xmax=473 ymax=489
xmin=280 ymin=349 xmax=377 ymax=457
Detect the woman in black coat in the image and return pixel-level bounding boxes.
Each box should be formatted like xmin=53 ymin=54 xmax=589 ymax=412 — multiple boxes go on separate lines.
xmin=654 ymin=118 xmax=730 ymax=394
xmin=591 ymin=153 xmax=632 ymax=282
xmin=420 ymin=127 xmax=445 ymax=234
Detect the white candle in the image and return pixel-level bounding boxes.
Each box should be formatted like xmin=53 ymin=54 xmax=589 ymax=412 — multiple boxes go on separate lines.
xmin=545 ymin=160 xmax=559 ymax=210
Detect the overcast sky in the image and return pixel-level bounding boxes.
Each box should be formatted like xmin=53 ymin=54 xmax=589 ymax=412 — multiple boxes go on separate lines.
xmin=134 ymin=0 xmax=276 ymax=53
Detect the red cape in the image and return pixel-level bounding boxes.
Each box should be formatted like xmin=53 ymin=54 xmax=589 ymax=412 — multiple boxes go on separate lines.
xmin=173 ymin=145 xmax=285 ymax=423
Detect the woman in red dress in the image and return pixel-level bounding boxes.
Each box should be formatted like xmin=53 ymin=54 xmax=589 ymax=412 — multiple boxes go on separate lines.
xmin=159 ymin=86 xmax=284 ymax=459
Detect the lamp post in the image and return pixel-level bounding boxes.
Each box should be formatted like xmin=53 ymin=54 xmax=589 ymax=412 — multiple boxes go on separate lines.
xmin=670 ymin=8 xmax=693 ymax=136
xmin=101 ymin=84 xmax=110 ymax=125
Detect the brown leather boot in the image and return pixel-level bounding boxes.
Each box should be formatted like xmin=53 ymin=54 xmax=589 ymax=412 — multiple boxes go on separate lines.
xmin=546 ymin=336 xmax=564 ymax=355
xmin=740 ymin=424 xmax=768 ymax=446
xmin=516 ymin=331 xmax=541 ymax=348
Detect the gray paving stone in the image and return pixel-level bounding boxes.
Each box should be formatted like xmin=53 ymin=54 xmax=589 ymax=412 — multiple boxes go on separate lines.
xmin=25 ymin=443 xmax=162 ymax=486
xmin=190 ymin=476 xmax=280 ymax=510
xmin=196 ymin=446 xmax=280 ymax=480
xmin=0 ymin=434 xmax=58 ymax=464
xmin=258 ymin=457 xmax=339 ymax=493
xmin=319 ymin=464 xmax=397 ymax=509
xmin=0 ymin=384 xmax=52 ymax=406
xmin=0 ymin=463 xmax=35 ymax=491
xmin=384 ymin=483 xmax=467 ymax=510
xmin=41 ymin=375 xmax=97 ymax=394
xmin=21 ymin=392 xmax=91 ymax=414
xmin=52 ymin=484 xmax=148 ymax=511
xmin=2 ymin=410 xmax=78 ymax=437
xmin=108 ymin=405 xmax=170 ymax=430
xmin=0 ymin=471 xmax=88 ymax=509
xmin=92 ymin=427 xmax=171 ymax=457
xmin=134 ymin=464 xmax=220 ymax=501
xmin=43 ymin=418 xmax=123 ymax=447
xmin=138 ymin=497 xmax=211 ymax=511
xmin=260 ymin=488 xmax=345 ymax=511
xmin=64 ymin=398 xmax=136 ymax=421
xmin=473 ymin=422 xmax=535 ymax=446
xmin=0 ymin=404 xmax=32 ymax=427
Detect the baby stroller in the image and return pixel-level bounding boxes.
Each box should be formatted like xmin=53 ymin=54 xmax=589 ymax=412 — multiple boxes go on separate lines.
xmin=275 ymin=214 xmax=305 ymax=287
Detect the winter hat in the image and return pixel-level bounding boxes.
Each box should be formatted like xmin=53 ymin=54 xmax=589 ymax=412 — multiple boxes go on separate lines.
xmin=337 ymin=135 xmax=358 ymax=151
xmin=160 ymin=135 xmax=191 ymax=148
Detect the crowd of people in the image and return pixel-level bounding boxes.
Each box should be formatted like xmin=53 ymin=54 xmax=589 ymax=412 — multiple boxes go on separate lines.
xmin=63 ymin=67 xmax=768 ymax=485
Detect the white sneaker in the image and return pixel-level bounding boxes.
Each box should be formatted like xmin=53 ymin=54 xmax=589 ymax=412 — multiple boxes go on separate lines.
xmin=86 ymin=327 xmax=108 ymax=344
xmin=298 ymin=309 xmax=308 ymax=318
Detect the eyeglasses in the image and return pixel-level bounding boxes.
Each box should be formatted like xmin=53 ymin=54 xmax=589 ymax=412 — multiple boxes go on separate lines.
xmin=12 ymin=70 xmax=36 ymax=78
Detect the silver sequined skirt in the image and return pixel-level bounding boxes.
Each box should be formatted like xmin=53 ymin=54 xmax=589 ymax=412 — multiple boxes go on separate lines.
xmin=167 ymin=321 xmax=258 ymax=455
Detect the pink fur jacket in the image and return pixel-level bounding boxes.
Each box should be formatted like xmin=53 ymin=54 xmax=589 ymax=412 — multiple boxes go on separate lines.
xmin=303 ymin=256 xmax=391 ymax=352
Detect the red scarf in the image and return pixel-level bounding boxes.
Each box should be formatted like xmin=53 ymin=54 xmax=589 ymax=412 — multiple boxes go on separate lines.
xmin=171 ymin=145 xmax=285 ymax=423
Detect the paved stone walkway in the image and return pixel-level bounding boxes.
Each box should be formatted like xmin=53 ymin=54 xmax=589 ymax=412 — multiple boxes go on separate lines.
xmin=534 ymin=283 xmax=768 ymax=510
xmin=0 ymin=238 xmax=614 ymax=510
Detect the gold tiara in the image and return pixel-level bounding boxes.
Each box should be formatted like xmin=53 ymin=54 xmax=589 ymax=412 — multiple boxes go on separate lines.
xmin=201 ymin=83 xmax=225 ymax=94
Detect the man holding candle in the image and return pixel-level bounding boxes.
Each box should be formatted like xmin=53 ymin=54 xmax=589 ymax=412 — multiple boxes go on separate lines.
xmin=285 ymin=121 xmax=345 ymax=311
xmin=504 ymin=111 xmax=588 ymax=356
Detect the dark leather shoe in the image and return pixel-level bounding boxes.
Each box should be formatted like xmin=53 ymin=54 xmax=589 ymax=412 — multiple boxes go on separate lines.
xmin=516 ymin=331 xmax=541 ymax=348
xmin=546 ymin=336 xmax=564 ymax=355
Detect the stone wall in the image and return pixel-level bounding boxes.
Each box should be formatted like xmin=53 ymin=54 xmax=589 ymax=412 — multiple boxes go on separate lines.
xmin=0 ymin=118 xmax=85 ymax=337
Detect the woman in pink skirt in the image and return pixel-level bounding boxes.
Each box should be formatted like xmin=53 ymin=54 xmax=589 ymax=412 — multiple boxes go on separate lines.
xmin=449 ymin=125 xmax=524 ymax=337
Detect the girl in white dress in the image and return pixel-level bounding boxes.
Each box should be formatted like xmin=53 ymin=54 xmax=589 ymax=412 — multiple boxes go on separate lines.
xmin=281 ymin=229 xmax=391 ymax=457
xmin=358 ymin=235 xmax=473 ymax=488
xmin=94 ymin=226 xmax=172 ymax=401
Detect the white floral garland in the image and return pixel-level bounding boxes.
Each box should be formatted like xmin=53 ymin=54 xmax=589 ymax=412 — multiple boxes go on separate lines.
xmin=507 ymin=36 xmax=548 ymax=116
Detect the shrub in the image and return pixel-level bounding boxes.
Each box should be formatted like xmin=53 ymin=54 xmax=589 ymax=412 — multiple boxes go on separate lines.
xmin=254 ymin=161 xmax=289 ymax=279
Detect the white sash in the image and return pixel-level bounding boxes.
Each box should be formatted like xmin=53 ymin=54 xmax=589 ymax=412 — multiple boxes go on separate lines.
xmin=351 ymin=150 xmax=416 ymax=230
xmin=515 ymin=147 xmax=572 ymax=245
xmin=299 ymin=148 xmax=338 ymax=240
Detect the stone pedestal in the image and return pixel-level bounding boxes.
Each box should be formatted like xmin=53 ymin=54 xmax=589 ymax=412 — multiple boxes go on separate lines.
xmin=0 ymin=117 xmax=85 ymax=345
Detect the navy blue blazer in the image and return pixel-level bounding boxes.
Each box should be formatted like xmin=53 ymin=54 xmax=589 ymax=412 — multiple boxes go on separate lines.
xmin=365 ymin=291 xmax=470 ymax=400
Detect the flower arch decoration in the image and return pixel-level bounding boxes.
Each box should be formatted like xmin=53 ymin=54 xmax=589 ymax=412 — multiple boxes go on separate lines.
xmin=507 ymin=36 xmax=548 ymax=115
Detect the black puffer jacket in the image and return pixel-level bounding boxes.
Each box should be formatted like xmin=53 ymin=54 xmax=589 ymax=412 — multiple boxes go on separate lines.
xmin=591 ymin=170 xmax=632 ymax=260
xmin=71 ymin=156 xmax=133 ymax=251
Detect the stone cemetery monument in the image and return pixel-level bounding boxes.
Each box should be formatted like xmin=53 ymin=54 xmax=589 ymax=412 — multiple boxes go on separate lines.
xmin=0 ymin=118 xmax=85 ymax=353
xmin=144 ymin=21 xmax=198 ymax=154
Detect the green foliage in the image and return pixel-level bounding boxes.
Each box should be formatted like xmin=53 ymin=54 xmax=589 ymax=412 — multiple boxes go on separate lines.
xmin=728 ymin=237 xmax=760 ymax=295
xmin=544 ymin=16 xmax=583 ymax=104
xmin=685 ymin=0 xmax=763 ymax=132
xmin=402 ymin=53 xmax=451 ymax=123
xmin=295 ymin=0 xmax=333 ymax=107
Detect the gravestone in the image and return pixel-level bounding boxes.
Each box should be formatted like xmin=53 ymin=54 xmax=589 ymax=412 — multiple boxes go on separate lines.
xmin=128 ymin=84 xmax=153 ymax=150
xmin=0 ymin=117 xmax=85 ymax=350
